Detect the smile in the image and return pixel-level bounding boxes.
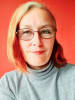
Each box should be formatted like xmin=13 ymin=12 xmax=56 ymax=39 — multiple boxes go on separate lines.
xmin=31 ymin=50 xmax=45 ymax=55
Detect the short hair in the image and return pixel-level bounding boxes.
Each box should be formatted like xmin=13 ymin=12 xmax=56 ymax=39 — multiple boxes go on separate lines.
xmin=7 ymin=1 xmax=67 ymax=72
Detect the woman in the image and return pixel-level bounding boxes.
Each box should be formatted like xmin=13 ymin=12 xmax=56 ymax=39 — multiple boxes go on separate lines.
xmin=0 ymin=1 xmax=75 ymax=100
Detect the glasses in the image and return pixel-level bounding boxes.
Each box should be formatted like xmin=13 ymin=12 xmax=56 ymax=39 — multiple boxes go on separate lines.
xmin=16 ymin=26 xmax=56 ymax=41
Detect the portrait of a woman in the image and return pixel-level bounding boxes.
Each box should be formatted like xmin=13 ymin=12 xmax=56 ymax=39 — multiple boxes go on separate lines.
xmin=0 ymin=1 xmax=75 ymax=100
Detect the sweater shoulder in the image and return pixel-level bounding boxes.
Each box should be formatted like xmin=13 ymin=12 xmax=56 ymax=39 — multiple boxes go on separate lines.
xmin=0 ymin=70 xmax=26 ymax=95
xmin=58 ymin=63 xmax=75 ymax=81
xmin=0 ymin=70 xmax=24 ymax=84
xmin=59 ymin=63 xmax=75 ymax=74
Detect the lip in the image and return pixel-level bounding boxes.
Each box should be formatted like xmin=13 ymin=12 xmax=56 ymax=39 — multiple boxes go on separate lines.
xmin=31 ymin=50 xmax=45 ymax=55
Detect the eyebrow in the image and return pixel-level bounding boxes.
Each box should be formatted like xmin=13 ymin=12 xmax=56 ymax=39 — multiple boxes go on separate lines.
xmin=19 ymin=24 xmax=54 ymax=30
xmin=39 ymin=24 xmax=54 ymax=29
xmin=19 ymin=25 xmax=32 ymax=30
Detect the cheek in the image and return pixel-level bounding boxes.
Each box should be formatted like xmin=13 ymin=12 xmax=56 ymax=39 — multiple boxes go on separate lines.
xmin=45 ymin=39 xmax=55 ymax=59
xmin=43 ymin=39 xmax=55 ymax=51
xmin=20 ymin=41 xmax=32 ymax=52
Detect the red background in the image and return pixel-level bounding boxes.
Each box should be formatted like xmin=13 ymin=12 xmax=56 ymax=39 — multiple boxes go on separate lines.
xmin=0 ymin=0 xmax=75 ymax=77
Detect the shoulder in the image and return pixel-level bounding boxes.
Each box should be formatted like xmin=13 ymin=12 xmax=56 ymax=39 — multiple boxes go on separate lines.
xmin=55 ymin=64 xmax=75 ymax=96
xmin=0 ymin=70 xmax=26 ymax=97
xmin=0 ymin=70 xmax=22 ymax=83
xmin=0 ymin=70 xmax=26 ymax=87
xmin=57 ymin=63 xmax=75 ymax=83
xmin=59 ymin=63 xmax=75 ymax=75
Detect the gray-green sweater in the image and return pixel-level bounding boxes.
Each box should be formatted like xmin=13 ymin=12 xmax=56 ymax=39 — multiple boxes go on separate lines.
xmin=0 ymin=63 xmax=75 ymax=100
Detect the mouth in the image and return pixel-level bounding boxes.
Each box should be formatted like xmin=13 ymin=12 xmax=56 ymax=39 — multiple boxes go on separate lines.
xmin=31 ymin=50 xmax=46 ymax=55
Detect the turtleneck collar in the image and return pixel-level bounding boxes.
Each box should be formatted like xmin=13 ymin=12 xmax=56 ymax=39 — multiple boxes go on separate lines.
xmin=26 ymin=61 xmax=54 ymax=80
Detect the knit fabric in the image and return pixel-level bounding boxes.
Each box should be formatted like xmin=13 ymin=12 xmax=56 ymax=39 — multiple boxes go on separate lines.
xmin=0 ymin=63 xmax=75 ymax=100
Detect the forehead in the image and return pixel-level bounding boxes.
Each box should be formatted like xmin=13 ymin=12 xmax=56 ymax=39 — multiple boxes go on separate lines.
xmin=19 ymin=7 xmax=55 ymax=29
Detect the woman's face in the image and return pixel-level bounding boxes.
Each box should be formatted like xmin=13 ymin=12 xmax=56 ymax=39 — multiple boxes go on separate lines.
xmin=19 ymin=7 xmax=55 ymax=69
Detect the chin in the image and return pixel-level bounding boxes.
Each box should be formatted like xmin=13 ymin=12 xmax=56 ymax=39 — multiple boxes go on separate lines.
xmin=28 ymin=59 xmax=50 ymax=67
xmin=25 ymin=53 xmax=51 ymax=68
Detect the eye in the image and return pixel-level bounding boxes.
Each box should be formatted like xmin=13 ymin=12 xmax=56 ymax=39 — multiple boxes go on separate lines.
xmin=18 ymin=30 xmax=32 ymax=38
xmin=22 ymin=30 xmax=32 ymax=34
xmin=40 ymin=29 xmax=51 ymax=34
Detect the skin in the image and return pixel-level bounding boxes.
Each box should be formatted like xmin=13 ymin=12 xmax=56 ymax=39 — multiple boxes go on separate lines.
xmin=19 ymin=7 xmax=55 ymax=70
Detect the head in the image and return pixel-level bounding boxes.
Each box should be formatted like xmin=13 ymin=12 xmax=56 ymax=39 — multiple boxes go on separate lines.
xmin=7 ymin=1 xmax=66 ymax=72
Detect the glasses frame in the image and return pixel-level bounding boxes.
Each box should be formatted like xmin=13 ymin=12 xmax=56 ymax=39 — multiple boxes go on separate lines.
xmin=16 ymin=26 xmax=57 ymax=41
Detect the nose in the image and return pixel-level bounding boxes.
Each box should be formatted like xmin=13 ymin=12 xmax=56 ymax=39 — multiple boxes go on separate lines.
xmin=32 ymin=31 xmax=43 ymax=47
